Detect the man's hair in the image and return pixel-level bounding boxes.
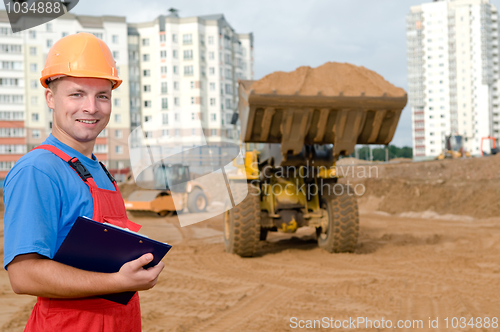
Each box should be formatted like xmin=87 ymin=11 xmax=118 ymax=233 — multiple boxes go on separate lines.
xmin=47 ymin=77 xmax=64 ymax=93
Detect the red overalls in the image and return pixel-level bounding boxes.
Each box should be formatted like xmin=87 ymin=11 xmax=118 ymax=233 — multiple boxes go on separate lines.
xmin=24 ymin=145 xmax=142 ymax=332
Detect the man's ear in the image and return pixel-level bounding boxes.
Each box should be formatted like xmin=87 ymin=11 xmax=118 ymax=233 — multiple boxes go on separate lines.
xmin=45 ymin=88 xmax=55 ymax=110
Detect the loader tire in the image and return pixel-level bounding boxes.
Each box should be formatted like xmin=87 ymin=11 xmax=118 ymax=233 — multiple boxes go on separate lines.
xmin=187 ymin=188 xmax=207 ymax=213
xmin=223 ymin=182 xmax=260 ymax=257
xmin=317 ymin=184 xmax=359 ymax=253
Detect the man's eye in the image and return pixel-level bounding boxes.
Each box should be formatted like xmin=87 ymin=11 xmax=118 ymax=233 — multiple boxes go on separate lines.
xmin=98 ymin=95 xmax=109 ymax=100
xmin=71 ymin=93 xmax=82 ymax=97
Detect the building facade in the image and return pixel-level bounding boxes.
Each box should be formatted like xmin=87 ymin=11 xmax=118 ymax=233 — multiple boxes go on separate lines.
xmin=0 ymin=10 xmax=253 ymax=178
xmin=128 ymin=11 xmax=254 ymax=149
xmin=407 ymin=0 xmax=499 ymax=158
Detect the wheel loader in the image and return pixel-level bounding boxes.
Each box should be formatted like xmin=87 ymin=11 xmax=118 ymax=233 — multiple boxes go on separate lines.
xmin=223 ymin=63 xmax=407 ymax=256
xmin=124 ymin=163 xmax=208 ymax=217
xmin=436 ymin=134 xmax=471 ymax=160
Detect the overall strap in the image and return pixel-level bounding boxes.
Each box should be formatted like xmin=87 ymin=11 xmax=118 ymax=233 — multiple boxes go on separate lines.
xmin=32 ymin=145 xmax=97 ymax=186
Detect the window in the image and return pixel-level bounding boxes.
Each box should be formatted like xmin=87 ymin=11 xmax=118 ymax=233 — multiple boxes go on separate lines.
xmin=46 ymin=23 xmax=52 ymax=32
xmin=183 ymin=50 xmax=193 ymax=60
xmin=209 ymin=67 xmax=215 ymax=75
xmin=173 ymin=50 xmax=178 ymax=58
xmin=160 ymin=50 xmax=167 ymax=58
xmin=225 ymin=84 xmax=232 ymax=94
xmin=142 ymin=38 xmax=149 ymax=46
xmin=144 ymin=131 xmax=152 ymax=138
xmin=210 ymin=113 xmax=216 ymax=121
xmin=114 ymin=98 xmax=121 ymax=107
xmin=115 ymin=130 xmax=123 ymax=139
xmin=191 ymin=97 xmax=195 ymax=105
xmin=175 ymin=129 xmax=180 ymax=136
xmin=175 ymin=113 xmax=180 ymax=121
xmin=211 ymin=129 xmax=217 ymax=136
xmin=161 ymin=82 xmax=167 ymax=93
xmin=160 ymin=34 xmax=166 ymax=42
xmin=115 ymin=146 xmax=123 ymax=154
xmin=172 ymin=34 xmax=177 ymax=43
xmin=114 ymin=114 xmax=122 ymax=123
xmin=32 ymin=129 xmax=40 ymax=139
xmin=162 ymin=113 xmax=168 ymax=124
xmin=29 ymin=31 xmax=36 ymax=39
xmin=190 ymin=81 xmax=194 ymax=89
xmin=144 ymin=85 xmax=151 ymax=92
xmin=162 ymin=98 xmax=168 ymax=109
xmin=208 ymin=36 xmax=214 ymax=45
xmin=210 ymin=82 xmax=215 ymax=90
xmin=30 ymin=63 xmax=37 ymax=72
xmin=113 ymin=51 xmax=119 ymax=60
xmin=184 ymin=66 xmax=193 ymax=76
xmin=161 ymin=66 xmax=167 ymax=74
xmin=191 ymin=113 xmax=195 ymax=120
xmin=174 ymin=82 xmax=179 ymax=90
xmin=29 ymin=47 xmax=36 ymax=55
xmin=209 ymin=52 xmax=214 ymax=60
xmin=62 ymin=32 xmax=68 ymax=37
xmin=210 ymin=98 xmax=216 ymax=106
xmin=112 ymin=35 xmax=119 ymax=43
xmin=0 ymin=127 xmax=25 ymax=138
xmin=143 ymin=54 xmax=150 ymax=61
xmin=144 ymin=116 xmax=152 ymax=122
xmin=173 ymin=66 xmax=178 ymax=74
xmin=162 ymin=129 xmax=169 ymax=136
xmin=143 ymin=69 xmax=150 ymax=77
xmin=30 ymin=80 xmax=37 ymax=89
xmin=144 ymin=100 xmax=151 ymax=108
xmin=192 ymin=129 xmax=195 ymax=135
xmin=226 ymin=99 xmax=232 ymax=109
xmin=32 ymin=113 xmax=39 ymax=121
xmin=183 ymin=34 xmax=192 ymax=45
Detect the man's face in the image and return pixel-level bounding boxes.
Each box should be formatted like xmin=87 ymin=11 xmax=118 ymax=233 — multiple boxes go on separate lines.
xmin=46 ymin=76 xmax=113 ymax=147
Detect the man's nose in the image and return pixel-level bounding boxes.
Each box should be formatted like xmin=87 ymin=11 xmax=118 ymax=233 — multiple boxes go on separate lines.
xmin=83 ymin=96 xmax=98 ymax=113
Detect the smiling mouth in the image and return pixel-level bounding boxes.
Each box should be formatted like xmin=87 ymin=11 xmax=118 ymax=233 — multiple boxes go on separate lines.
xmin=77 ymin=119 xmax=98 ymax=124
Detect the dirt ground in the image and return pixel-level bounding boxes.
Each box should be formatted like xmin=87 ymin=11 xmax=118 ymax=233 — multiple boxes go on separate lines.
xmin=1 ymin=155 xmax=500 ymax=331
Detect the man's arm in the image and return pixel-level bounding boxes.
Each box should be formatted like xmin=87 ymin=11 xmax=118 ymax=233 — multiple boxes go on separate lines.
xmin=7 ymin=253 xmax=164 ymax=298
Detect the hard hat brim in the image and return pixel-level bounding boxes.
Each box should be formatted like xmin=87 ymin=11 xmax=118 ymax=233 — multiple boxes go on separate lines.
xmin=41 ymin=71 xmax=122 ymax=90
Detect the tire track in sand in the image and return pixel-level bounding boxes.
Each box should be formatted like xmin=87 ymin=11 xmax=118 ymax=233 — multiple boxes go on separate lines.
xmin=189 ymin=285 xmax=289 ymax=332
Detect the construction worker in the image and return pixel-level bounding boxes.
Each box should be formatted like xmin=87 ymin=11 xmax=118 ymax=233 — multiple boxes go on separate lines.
xmin=3 ymin=32 xmax=164 ymax=331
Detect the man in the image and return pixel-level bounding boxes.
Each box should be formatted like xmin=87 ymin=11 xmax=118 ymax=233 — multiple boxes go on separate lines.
xmin=3 ymin=32 xmax=164 ymax=331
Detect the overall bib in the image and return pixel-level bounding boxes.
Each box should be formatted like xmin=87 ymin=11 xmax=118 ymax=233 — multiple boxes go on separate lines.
xmin=24 ymin=145 xmax=142 ymax=332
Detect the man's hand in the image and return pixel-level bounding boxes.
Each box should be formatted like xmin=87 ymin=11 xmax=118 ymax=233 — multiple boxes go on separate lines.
xmin=7 ymin=253 xmax=165 ymax=298
xmin=114 ymin=254 xmax=165 ymax=292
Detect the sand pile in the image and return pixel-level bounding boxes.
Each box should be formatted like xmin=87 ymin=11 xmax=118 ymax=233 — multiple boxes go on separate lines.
xmin=341 ymin=154 xmax=500 ymax=219
xmin=251 ymin=62 xmax=406 ymax=97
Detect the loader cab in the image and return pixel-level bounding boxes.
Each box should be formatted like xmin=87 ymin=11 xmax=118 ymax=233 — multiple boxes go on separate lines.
xmin=153 ymin=163 xmax=190 ymax=192
xmin=445 ymin=135 xmax=463 ymax=152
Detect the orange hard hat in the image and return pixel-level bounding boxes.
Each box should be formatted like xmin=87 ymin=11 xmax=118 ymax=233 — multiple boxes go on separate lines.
xmin=40 ymin=32 xmax=122 ymax=89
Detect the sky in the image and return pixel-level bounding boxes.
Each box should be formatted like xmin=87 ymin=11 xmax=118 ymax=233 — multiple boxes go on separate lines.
xmin=3 ymin=0 xmax=500 ymax=147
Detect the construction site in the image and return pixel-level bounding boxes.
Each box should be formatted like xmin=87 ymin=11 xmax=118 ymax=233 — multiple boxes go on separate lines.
xmin=1 ymin=62 xmax=500 ymax=331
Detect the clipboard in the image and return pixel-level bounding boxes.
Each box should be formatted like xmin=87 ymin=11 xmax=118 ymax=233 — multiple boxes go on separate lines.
xmin=53 ymin=216 xmax=172 ymax=305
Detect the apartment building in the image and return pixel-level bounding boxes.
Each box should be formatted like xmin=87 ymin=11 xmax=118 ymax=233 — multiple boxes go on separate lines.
xmin=0 ymin=10 xmax=131 ymax=176
xmin=0 ymin=24 xmax=25 ymax=178
xmin=0 ymin=10 xmax=253 ymax=177
xmin=407 ymin=0 xmax=499 ymax=159
xmin=128 ymin=10 xmax=254 ymax=149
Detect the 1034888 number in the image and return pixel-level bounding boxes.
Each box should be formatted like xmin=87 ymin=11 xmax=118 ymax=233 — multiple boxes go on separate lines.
xmin=444 ymin=317 xmax=498 ymax=329
xmin=6 ymin=1 xmax=62 ymax=14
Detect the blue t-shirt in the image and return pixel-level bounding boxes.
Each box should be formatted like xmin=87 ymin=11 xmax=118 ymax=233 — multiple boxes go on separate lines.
xmin=3 ymin=134 xmax=116 ymax=269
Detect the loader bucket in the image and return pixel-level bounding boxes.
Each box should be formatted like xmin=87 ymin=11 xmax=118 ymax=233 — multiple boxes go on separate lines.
xmin=238 ymin=62 xmax=408 ymax=160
